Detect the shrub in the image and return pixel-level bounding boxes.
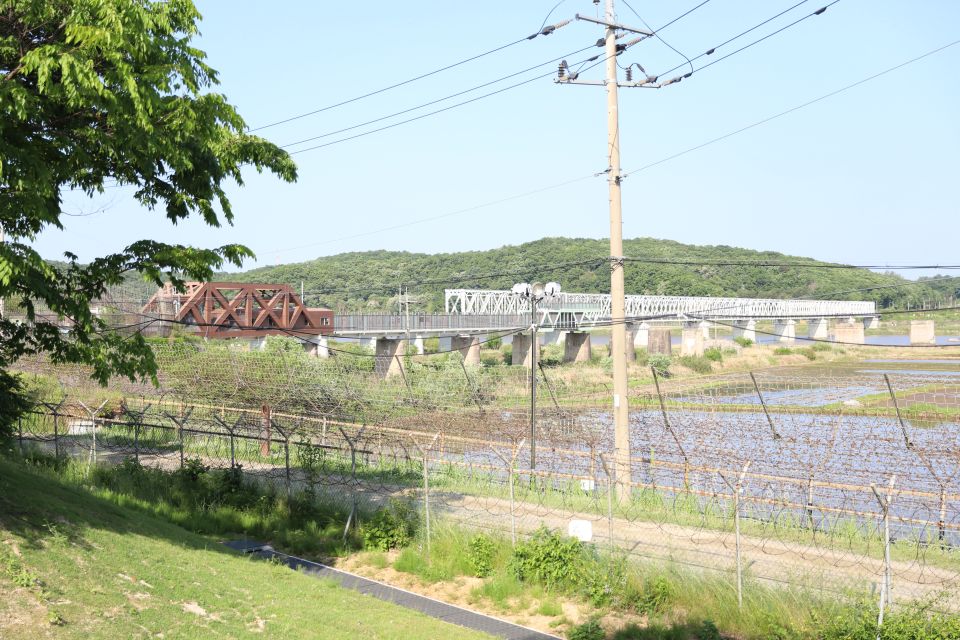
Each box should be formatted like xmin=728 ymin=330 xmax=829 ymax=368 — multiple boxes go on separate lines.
xmin=634 ymin=348 xmax=649 ymax=367
xmin=508 ymin=527 xmax=584 ymax=589
xmin=704 ymin=347 xmax=723 ymax=362
xmin=636 ymin=575 xmax=674 ymax=614
xmin=812 ymin=342 xmax=832 ymax=352
xmin=569 ymin=619 xmax=605 ymax=640
xmin=733 ymin=336 xmax=753 ymax=348
xmin=698 ymin=619 xmax=722 ymax=640
xmin=582 ymin=558 xmax=626 ymax=607
xmin=468 ymin=534 xmax=496 ymax=577
xmin=501 ymin=344 xmax=512 ymax=362
xmin=539 ymin=343 xmax=563 ymax=367
xmin=214 ymin=464 xmax=245 ymax=498
xmin=773 ymin=347 xmax=793 ymax=356
xmin=485 ymin=336 xmax=502 ymax=350
xmin=648 ymin=354 xmax=671 ymax=378
xmin=800 ymin=347 xmax=817 ymax=361
xmin=677 ymin=355 xmax=712 ymax=375
xmin=362 ymin=500 xmax=419 ymax=551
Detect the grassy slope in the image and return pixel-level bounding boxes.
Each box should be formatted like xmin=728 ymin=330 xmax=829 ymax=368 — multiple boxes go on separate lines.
xmin=230 ymin=236 xmax=939 ymax=311
xmin=0 ymin=457 xmax=491 ymax=640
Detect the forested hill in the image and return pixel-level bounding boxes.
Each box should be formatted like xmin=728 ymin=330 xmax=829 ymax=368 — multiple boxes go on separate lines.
xmin=229 ymin=237 xmax=941 ymax=313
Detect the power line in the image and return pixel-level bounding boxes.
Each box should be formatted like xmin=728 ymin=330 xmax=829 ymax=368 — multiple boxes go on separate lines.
xmin=268 ymin=40 xmax=956 ymax=255
xmin=280 ymin=44 xmax=597 ymax=149
xmin=621 ymin=0 xmax=694 ymax=75
xmin=284 ymin=41 xmax=639 ymax=156
xmin=685 ymin=1 xmax=840 ymax=79
xmin=267 ymin=173 xmax=597 ymax=256
xmin=621 ymin=257 xmax=960 ymax=270
xmin=622 ymin=38 xmax=960 ymax=177
xmin=654 ymin=0 xmax=814 ymax=80
xmin=248 ymin=19 xmax=574 ymax=133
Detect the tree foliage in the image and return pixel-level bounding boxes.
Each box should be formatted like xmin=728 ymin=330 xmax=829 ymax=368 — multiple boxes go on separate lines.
xmin=0 ymin=0 xmax=296 ymax=386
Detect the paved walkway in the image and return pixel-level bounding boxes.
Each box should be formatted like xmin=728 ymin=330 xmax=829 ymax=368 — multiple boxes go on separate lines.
xmin=223 ymin=540 xmax=560 ymax=640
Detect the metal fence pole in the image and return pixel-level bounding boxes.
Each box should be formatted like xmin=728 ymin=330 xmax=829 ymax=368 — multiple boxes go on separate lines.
xmin=338 ymin=426 xmax=363 ymax=543
xmin=491 ymin=438 xmax=525 ymax=547
xmin=939 ymin=489 xmax=948 ymax=546
xmin=721 ymin=461 xmax=751 ymax=611
xmin=78 ymin=400 xmax=107 ymax=468
xmin=871 ymin=475 xmax=897 ymax=633
xmin=410 ymin=433 xmax=441 ymax=563
xmin=599 ymin=452 xmax=616 ymax=551
xmin=53 ymin=408 xmax=60 ymax=458
xmin=164 ymin=408 xmax=192 ymax=470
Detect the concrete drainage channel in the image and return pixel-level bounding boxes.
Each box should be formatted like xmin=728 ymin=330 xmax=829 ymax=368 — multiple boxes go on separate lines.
xmin=223 ymin=540 xmax=561 ymax=640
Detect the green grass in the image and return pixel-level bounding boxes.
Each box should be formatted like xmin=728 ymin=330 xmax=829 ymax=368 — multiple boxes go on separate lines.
xmin=379 ymin=522 xmax=960 ymax=640
xmin=0 ymin=454 xmax=493 ymax=640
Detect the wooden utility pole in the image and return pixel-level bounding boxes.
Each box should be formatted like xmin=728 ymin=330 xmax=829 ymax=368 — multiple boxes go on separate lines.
xmin=603 ymin=0 xmax=631 ymax=497
xmin=557 ymin=0 xmax=653 ymax=496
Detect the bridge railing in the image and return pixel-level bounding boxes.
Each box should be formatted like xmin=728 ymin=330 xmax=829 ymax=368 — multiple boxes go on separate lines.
xmin=445 ymin=289 xmax=877 ymax=319
xmin=334 ymin=313 xmax=527 ymax=333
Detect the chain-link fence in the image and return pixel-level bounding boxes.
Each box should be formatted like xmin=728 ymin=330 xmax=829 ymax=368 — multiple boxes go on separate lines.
xmin=11 ymin=344 xmax=960 ymax=615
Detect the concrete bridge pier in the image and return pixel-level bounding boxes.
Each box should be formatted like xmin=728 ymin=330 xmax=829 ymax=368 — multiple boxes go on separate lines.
xmin=699 ymin=321 xmax=711 ymax=340
xmin=374 ymin=338 xmax=405 ymax=378
xmin=910 ymin=320 xmax=936 ymax=345
xmin=305 ymin=335 xmax=330 ymax=358
xmin=864 ymin=316 xmax=880 ymax=331
xmin=545 ymin=330 xmax=566 ymax=345
xmin=773 ymin=319 xmax=796 ymax=343
xmin=732 ymin=319 xmax=756 ymax=343
xmin=563 ymin=332 xmax=592 ymax=363
xmin=452 ymin=335 xmax=481 ymax=366
xmin=829 ymin=318 xmax=864 ymax=344
xmin=511 ymin=333 xmax=539 ymax=368
xmin=632 ymin=322 xmax=650 ymax=348
xmin=808 ymin=318 xmax=829 ymax=340
xmin=681 ymin=323 xmax=705 ymax=357
xmin=413 ymin=335 xmax=425 ymax=355
xmin=647 ymin=328 xmax=672 ymax=356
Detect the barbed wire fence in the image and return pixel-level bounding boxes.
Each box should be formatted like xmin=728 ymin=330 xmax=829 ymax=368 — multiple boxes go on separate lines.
xmin=10 ymin=343 xmax=960 ymax=617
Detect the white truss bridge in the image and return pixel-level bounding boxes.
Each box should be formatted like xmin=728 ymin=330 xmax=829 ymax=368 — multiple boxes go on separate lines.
xmin=445 ymin=289 xmax=877 ymax=325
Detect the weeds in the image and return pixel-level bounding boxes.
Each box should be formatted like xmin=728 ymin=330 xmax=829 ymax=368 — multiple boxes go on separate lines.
xmin=469 ymin=534 xmax=495 ymax=577
xmin=362 ymin=500 xmax=418 ymax=552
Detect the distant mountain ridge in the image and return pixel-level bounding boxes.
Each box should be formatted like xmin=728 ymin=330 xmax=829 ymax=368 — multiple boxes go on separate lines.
xmin=226 ymin=237 xmax=940 ymax=313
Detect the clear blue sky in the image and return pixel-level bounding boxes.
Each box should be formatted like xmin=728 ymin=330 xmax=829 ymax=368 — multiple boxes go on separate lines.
xmin=43 ymin=0 xmax=959 ymax=280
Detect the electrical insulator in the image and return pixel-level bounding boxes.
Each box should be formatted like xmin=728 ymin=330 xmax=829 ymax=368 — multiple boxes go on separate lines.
xmin=626 ymin=67 xmax=633 ymax=82
xmin=557 ymin=63 xmax=566 ymax=79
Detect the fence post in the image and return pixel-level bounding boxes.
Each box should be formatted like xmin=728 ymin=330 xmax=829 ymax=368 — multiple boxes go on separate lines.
xmin=491 ymin=438 xmax=525 ymax=547
xmin=939 ymin=489 xmax=947 ymax=546
xmin=599 ymin=452 xmax=616 ymax=551
xmin=871 ymin=475 xmax=897 ymax=633
xmin=720 ymin=461 xmax=751 ymax=611
xmin=652 ymin=368 xmax=688 ymax=491
xmin=164 ymin=408 xmax=192 ymax=470
xmin=749 ymin=372 xmax=781 ymax=440
xmin=338 ymin=426 xmax=364 ymax=543
xmin=260 ymin=404 xmax=272 ymax=458
xmin=78 ymin=400 xmax=108 ymax=468
xmin=410 ymin=432 xmax=441 ymax=563
xmin=53 ymin=407 xmax=60 ymax=458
